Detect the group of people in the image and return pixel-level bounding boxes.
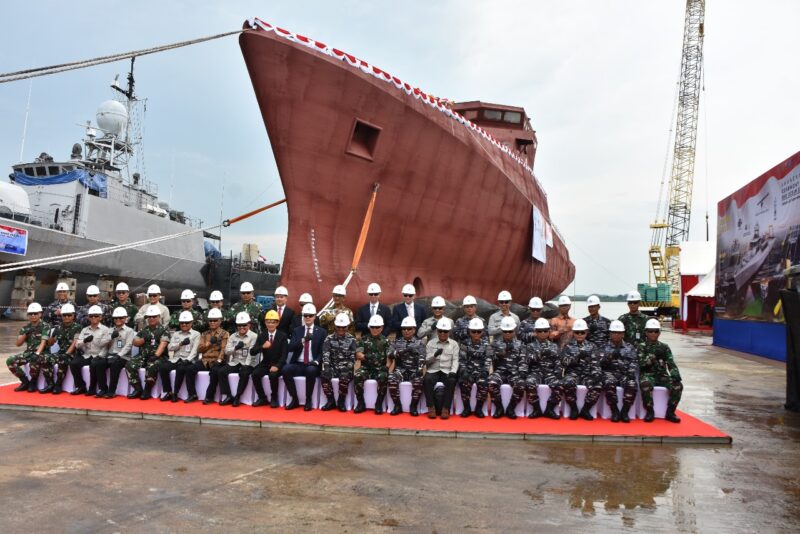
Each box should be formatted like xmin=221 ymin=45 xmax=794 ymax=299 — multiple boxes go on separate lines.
xmin=6 ymin=281 xmax=683 ymax=423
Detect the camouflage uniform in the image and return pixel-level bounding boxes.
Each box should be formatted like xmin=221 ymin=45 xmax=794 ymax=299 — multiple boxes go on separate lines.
xmin=618 ymin=312 xmax=649 ymax=346
xmin=560 ymin=339 xmax=602 ymax=418
xmin=43 ymin=299 xmax=74 ymax=327
xmin=598 ymin=340 xmax=639 ymax=419
xmin=6 ymin=320 xmax=51 ymax=388
xmin=520 ymin=337 xmax=564 ymax=416
xmin=638 ymin=340 xmax=683 ymax=408
xmin=457 ymin=338 xmax=492 ymax=416
xmin=127 ymin=324 xmax=169 ymax=393
xmin=452 ymin=315 xmax=485 ymax=345
xmin=517 ymin=317 xmax=540 ymax=344
xmin=354 ymin=335 xmax=391 ymax=408
xmin=168 ymin=307 xmax=203 ymax=332
xmin=320 ymin=333 xmax=357 ymax=406
xmin=226 ymin=301 xmax=262 ymax=333
xmin=108 ymin=299 xmax=139 ymax=328
xmin=584 ymin=314 xmax=611 ymax=347
xmin=319 ymin=306 xmax=355 ymax=335
xmin=42 ymin=321 xmax=82 ymax=390
xmin=487 ymin=337 xmax=526 ymax=416
xmin=388 ymin=336 xmax=426 ymax=408
xmin=77 ymin=301 xmax=110 ymax=327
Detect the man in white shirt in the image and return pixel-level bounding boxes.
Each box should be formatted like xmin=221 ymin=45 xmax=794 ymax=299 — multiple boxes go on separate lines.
xmin=71 ymin=305 xmax=111 ymax=397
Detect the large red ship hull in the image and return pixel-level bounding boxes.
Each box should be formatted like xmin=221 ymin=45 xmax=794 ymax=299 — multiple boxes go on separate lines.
xmin=239 ymin=22 xmax=574 ymax=309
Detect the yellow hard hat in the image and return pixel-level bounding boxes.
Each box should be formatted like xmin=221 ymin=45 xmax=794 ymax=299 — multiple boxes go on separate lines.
xmin=264 ymin=310 xmax=280 ymax=321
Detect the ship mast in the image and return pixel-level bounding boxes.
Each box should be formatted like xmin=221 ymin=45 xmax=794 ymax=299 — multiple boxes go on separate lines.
xmin=111 ymin=56 xmax=136 ymax=146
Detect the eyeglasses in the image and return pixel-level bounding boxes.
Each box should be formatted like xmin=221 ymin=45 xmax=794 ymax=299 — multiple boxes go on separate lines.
xmin=629 ymin=301 xmax=641 ymax=305
xmin=468 ymin=330 xmax=482 ymax=334
xmin=89 ymin=314 xmax=101 ymax=318
xmin=534 ymin=329 xmax=549 ymax=333
xmin=498 ymin=300 xmax=510 ymax=304
xmin=574 ymin=331 xmax=587 ymax=335
xmin=432 ymin=307 xmax=443 ymax=310
xmin=62 ymin=313 xmax=74 ymax=317
xmin=113 ymin=317 xmax=126 ymax=320
xmin=208 ymin=318 xmax=220 ymax=322
xmin=368 ymin=293 xmax=379 ymax=296
xmin=303 ymin=314 xmax=315 ymax=318
xmin=645 ymin=329 xmax=659 ymax=333
xmin=210 ymin=300 xmax=221 ymax=304
xmin=181 ymin=299 xmax=192 ymax=303
xmin=369 ymin=326 xmax=382 ymax=329
xmin=401 ymin=327 xmax=415 ymax=331
xmin=27 ymin=312 xmax=40 ymax=315
xmin=179 ymin=321 xmax=192 ymax=324
xmin=402 ymin=294 xmax=414 ymax=297
xmin=116 ymin=290 xmax=128 ymax=293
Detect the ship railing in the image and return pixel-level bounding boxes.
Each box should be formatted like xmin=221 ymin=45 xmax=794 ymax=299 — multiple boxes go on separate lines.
xmin=0 ymin=203 xmax=87 ymax=235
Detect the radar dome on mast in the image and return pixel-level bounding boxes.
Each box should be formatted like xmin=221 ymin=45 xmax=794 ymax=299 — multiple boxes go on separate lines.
xmin=96 ymin=100 xmax=128 ymax=137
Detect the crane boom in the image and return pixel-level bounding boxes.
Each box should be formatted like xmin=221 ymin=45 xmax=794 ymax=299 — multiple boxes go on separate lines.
xmin=649 ymin=0 xmax=705 ymax=307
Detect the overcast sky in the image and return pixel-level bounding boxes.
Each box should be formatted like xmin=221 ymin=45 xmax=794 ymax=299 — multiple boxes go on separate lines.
xmin=1 ymin=1 xmax=798 ymax=296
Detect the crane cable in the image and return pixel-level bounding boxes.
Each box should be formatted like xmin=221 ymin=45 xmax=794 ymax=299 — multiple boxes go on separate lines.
xmin=0 ymin=29 xmax=244 ymax=84
xmin=0 ymin=198 xmax=286 ymax=274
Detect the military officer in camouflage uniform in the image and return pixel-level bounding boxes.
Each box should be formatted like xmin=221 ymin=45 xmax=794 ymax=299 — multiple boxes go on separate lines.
xmin=560 ymin=319 xmax=602 ymax=421
xmin=457 ymin=317 xmax=492 ymax=418
xmin=43 ymin=303 xmax=81 ymax=394
xmin=417 ymin=296 xmax=446 ymax=343
xmin=354 ymin=314 xmax=391 ymax=414
xmin=584 ymin=295 xmax=611 ymax=347
xmin=201 ymin=290 xmax=228 ymax=332
xmin=388 ymin=316 xmax=426 ymax=416
xmin=618 ymin=290 xmax=649 ymax=346
xmin=517 ymin=297 xmax=545 ymax=343
xmin=77 ymin=285 xmax=110 ymax=327
xmin=168 ymin=289 xmax=203 ymax=332
xmin=72 ymin=306 xmax=112 ymax=396
xmin=7 ymin=303 xmax=50 ymax=392
xmin=43 ymin=282 xmax=74 ymax=327
xmin=319 ymin=284 xmax=355 ymax=335
xmin=108 ymin=282 xmax=138 ymax=328
xmin=639 ymin=318 xmax=682 ymax=423
xmin=320 ymin=313 xmax=357 ymax=412
xmin=129 ymin=305 xmax=169 ymax=399
xmin=487 ymin=317 xmax=527 ymax=419
xmin=200 ymin=308 xmax=230 ymax=404
xmin=598 ymin=320 xmax=639 ymax=423
xmin=226 ymin=282 xmax=262 ymax=334
xmin=452 ymin=295 xmax=484 ymax=344
xmin=521 ymin=318 xmax=564 ymax=419
xmin=105 ymin=306 xmax=136 ymax=398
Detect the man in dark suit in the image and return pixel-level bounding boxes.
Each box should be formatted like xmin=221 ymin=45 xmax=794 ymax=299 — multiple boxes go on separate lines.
xmin=262 ymin=285 xmax=294 ymax=336
xmin=355 ymin=282 xmax=392 ymax=336
xmin=284 ymin=303 xmax=327 ymax=410
xmin=290 ymin=293 xmax=319 ymax=331
xmin=251 ymin=310 xmax=289 ymax=407
xmin=391 ymin=283 xmax=427 ymax=336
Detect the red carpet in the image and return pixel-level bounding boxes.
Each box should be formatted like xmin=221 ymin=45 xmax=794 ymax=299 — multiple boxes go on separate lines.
xmin=0 ymin=384 xmax=730 ymax=443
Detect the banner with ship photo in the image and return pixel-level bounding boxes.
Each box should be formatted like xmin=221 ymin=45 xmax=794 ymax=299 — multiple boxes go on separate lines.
xmin=532 ymin=206 xmax=546 ymax=263
xmin=715 ymin=150 xmax=800 ymax=322
xmin=0 ymin=224 xmax=28 ymax=256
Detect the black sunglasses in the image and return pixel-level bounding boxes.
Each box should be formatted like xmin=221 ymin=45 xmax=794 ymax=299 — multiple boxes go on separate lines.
xmin=401 ymin=327 xmax=415 ymax=331
xmin=303 ymin=314 xmax=315 ymax=318
xmin=402 ymin=294 xmax=414 ymax=297
xmin=368 ymin=293 xmax=379 ymax=296
xmin=498 ymin=300 xmax=510 ymax=304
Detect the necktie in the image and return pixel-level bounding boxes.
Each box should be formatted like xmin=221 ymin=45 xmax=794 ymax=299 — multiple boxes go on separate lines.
xmin=278 ymin=306 xmax=282 ymax=318
xmin=303 ymin=327 xmax=310 ymax=364
xmin=371 ymin=305 xmax=376 ymax=316
xmin=269 ymin=333 xmax=273 ymax=344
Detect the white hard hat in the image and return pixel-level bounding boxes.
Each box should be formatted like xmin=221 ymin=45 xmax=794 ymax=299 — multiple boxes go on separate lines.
xmin=27 ymin=302 xmax=43 ymax=314
xmin=302 ymin=303 xmax=317 ymax=315
xmin=209 ymin=290 xmax=223 ymax=301
xmin=334 ymin=313 xmax=351 ymax=327
xmin=207 ymin=308 xmax=223 ymax=320
xmin=645 ymin=318 xmax=661 ymax=330
xmin=274 ymin=286 xmax=288 ymax=296
xmin=368 ymin=315 xmax=385 ymax=328
xmin=436 ymin=317 xmax=452 ymax=331
xmin=400 ymin=316 xmax=417 ymax=328
xmin=497 ymin=290 xmax=512 ymax=301
xmin=462 ymin=295 xmax=477 ymax=306
xmin=528 ymin=297 xmax=543 ymax=309
xmin=60 ymin=303 xmax=75 ymax=315
xmin=299 ymin=292 xmax=313 ymax=304
xmin=147 ymin=284 xmax=161 ymax=295
xmin=573 ymin=319 xmax=588 ymax=331
xmin=500 ymin=317 xmax=517 ymax=331
xmin=402 ymin=284 xmax=416 ymax=295
xmin=86 ymin=285 xmax=100 ymax=296
xmin=145 ymin=305 xmax=161 ymax=317
xmin=240 ymin=282 xmax=254 ymax=293
xmin=88 ymin=305 xmax=103 ymax=315
xmin=534 ymin=318 xmax=551 ymax=330
xmin=179 ymin=311 xmax=194 ymax=323
xmin=180 ymin=289 xmax=194 ymax=300
xmin=111 ymin=306 xmax=128 ymax=318
xmin=587 ymin=295 xmax=601 ymax=306
xmin=468 ymin=317 xmax=484 ymax=330
xmin=235 ymin=312 xmax=251 ymax=325
xmin=609 ymin=320 xmax=625 ymax=332
xmin=557 ymin=295 xmax=571 ymax=306
xmin=431 ymin=296 xmax=446 ymax=308
xmin=56 ymin=282 xmax=70 ymax=292
xmin=367 ymin=282 xmax=381 ymax=294
xmin=627 ymin=291 xmax=642 ymax=302
xmin=332 ymin=284 xmax=346 ymax=296
xmin=115 ymin=282 xmax=129 ymax=292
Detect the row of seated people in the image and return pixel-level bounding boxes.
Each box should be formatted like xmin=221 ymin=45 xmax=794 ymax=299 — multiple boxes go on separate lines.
xmin=6 ymin=301 xmax=683 ymax=423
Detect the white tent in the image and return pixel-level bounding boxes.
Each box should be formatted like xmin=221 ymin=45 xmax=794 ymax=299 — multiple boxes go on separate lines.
xmin=679 ymin=241 xmax=716 ymax=275
xmin=687 ymin=266 xmax=716 ymax=297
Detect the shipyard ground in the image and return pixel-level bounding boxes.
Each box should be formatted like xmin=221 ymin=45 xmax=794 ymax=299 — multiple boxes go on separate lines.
xmin=0 ymin=322 xmax=798 ymax=531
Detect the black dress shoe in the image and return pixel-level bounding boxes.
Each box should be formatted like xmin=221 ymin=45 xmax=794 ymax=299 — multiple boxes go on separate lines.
xmin=105 ymin=391 xmax=115 ymax=399
xmin=337 ymin=396 xmax=347 ymax=412
xmin=96 ymin=390 xmax=107 ymax=398
xmin=253 ymin=397 xmax=268 ymax=407
xmin=71 ymin=387 xmax=86 ymax=396
xmin=285 ymin=398 xmax=299 ymax=410
xmin=127 ymin=389 xmax=141 ymax=399
xmin=171 ymin=393 xmax=179 ymax=403
xmin=270 ymin=396 xmax=279 ymax=408
xmin=202 ymin=397 xmax=213 ymax=405
xmin=27 ymin=382 xmax=38 ymax=393
xmin=304 ymin=400 xmax=313 ymax=411
xmin=40 ymin=384 xmax=54 ymax=394
xmin=184 ymin=394 xmax=198 ymax=404
xmin=160 ymin=393 xmax=171 ymax=402
xmin=14 ymin=382 xmax=28 ymax=392
xmin=219 ymin=396 xmax=233 ymax=406
xmin=321 ymin=398 xmax=336 ymax=411
xmin=53 ymin=385 xmax=62 ymax=395
xmin=232 ymin=396 xmax=241 ymax=407
xmin=390 ymin=403 xmax=402 ymax=416
xmin=85 ymin=389 xmax=96 ymax=397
